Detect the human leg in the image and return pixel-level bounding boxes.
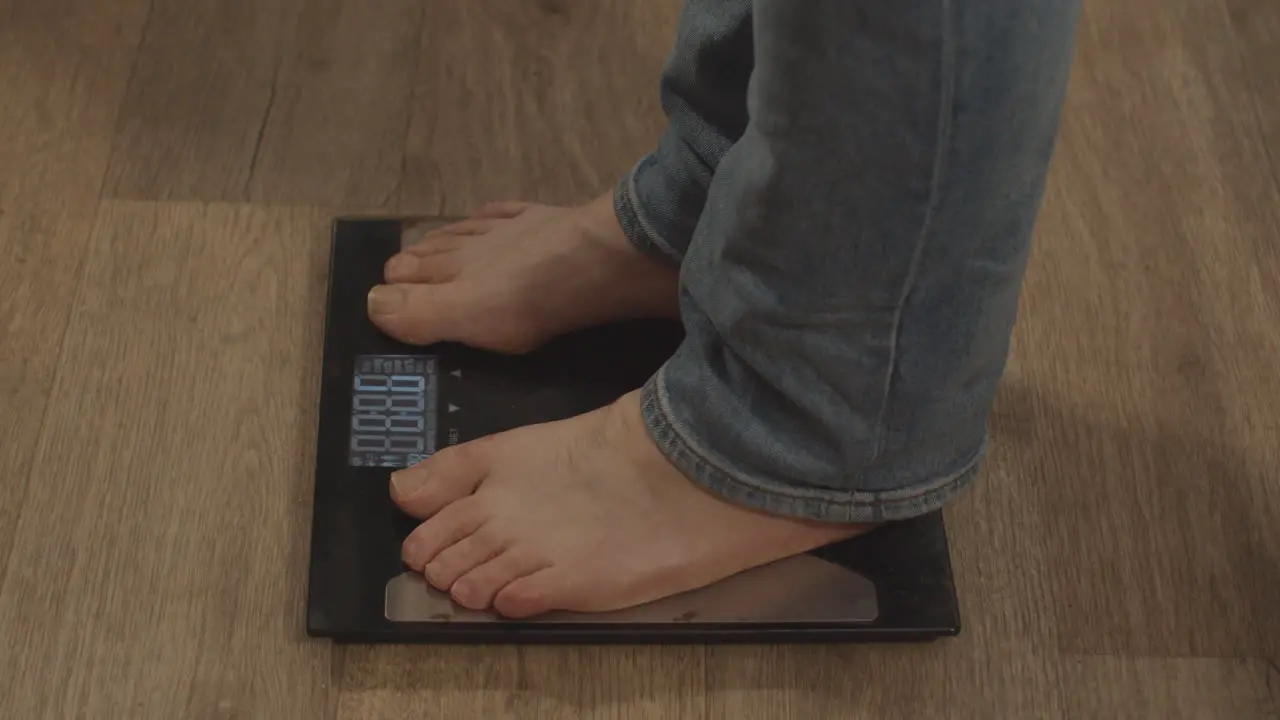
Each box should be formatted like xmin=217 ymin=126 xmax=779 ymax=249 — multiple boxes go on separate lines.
xmin=647 ymin=0 xmax=1084 ymax=523
xmin=615 ymin=0 xmax=755 ymax=264
xmin=388 ymin=0 xmax=1083 ymax=616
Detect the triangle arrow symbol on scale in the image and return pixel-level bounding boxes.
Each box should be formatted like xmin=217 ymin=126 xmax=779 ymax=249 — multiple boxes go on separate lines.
xmin=448 ymin=404 xmax=460 ymax=413
xmin=450 ymin=369 xmax=462 ymax=378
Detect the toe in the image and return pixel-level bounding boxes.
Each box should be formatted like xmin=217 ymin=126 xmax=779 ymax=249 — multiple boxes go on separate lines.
xmin=451 ymin=549 xmax=551 ymax=611
xmin=438 ymin=218 xmax=498 ymax=236
xmin=401 ymin=230 xmax=463 ymax=257
xmin=390 ymin=442 xmax=489 ymax=518
xmin=473 ymin=201 xmax=532 ymax=219
xmin=384 ymin=252 xmax=458 ymax=284
xmin=422 ymin=528 xmax=506 ymax=591
xmin=401 ymin=496 xmax=486 ymax=571
xmin=492 ymin=567 xmax=564 ymax=618
xmin=367 ymin=283 xmax=460 ymax=346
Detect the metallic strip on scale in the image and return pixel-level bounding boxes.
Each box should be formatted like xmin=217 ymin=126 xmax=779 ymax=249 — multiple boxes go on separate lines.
xmin=385 ymin=553 xmax=879 ymax=625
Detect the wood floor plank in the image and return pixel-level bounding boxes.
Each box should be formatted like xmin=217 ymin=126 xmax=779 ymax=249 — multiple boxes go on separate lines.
xmin=0 ymin=202 xmax=336 ymax=719
xmin=936 ymin=413 xmax=1060 ymax=647
xmin=0 ymin=211 xmax=96 ymax=606
xmin=1222 ymin=0 xmax=1280 ymax=183
xmin=0 ymin=0 xmax=149 ymax=210
xmin=1006 ymin=0 xmax=1280 ymax=658
xmin=239 ymin=0 xmax=424 ymax=207
xmin=104 ymin=0 xmax=421 ymax=206
xmin=401 ymin=0 xmax=681 ymax=213
xmin=705 ymin=642 xmax=1064 ymax=719
xmin=102 ymin=0 xmax=303 ymax=202
xmin=1056 ymin=656 xmax=1278 ymax=719
xmin=1217 ymin=3 xmax=1280 ymax=668
xmin=339 ymin=646 xmax=706 ymax=719
xmin=706 ymin=647 xmax=1278 ymax=719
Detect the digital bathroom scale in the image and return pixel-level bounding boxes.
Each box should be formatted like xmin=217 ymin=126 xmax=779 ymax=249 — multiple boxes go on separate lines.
xmin=305 ymin=216 xmax=962 ymax=644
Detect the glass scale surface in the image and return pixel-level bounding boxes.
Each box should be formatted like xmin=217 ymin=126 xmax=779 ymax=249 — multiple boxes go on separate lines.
xmin=305 ymin=216 xmax=962 ymax=644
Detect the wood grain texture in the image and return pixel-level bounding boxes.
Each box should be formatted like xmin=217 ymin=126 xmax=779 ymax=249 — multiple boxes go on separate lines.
xmin=706 ymin=649 xmax=1280 ymax=719
xmin=1056 ymin=656 xmax=1279 ymax=720
xmin=101 ymin=0 xmax=298 ymax=199
xmin=1222 ymin=0 xmax=1280 ymax=184
xmin=0 ymin=0 xmax=149 ymax=210
xmin=0 ymin=203 xmax=336 ymax=719
xmin=1221 ymin=0 xmax=1280 ymax=667
xmin=400 ymin=0 xmax=681 ymax=213
xmin=1006 ymin=0 xmax=1280 ymax=659
xmin=0 ymin=211 xmax=96 ymax=604
xmin=103 ymin=0 xmax=303 ymax=201
xmin=104 ymin=0 xmax=421 ymax=207
xmin=705 ymin=643 xmax=1064 ymax=719
xmin=239 ymin=0 xmax=424 ymax=207
xmin=340 ymin=646 xmax=706 ymax=719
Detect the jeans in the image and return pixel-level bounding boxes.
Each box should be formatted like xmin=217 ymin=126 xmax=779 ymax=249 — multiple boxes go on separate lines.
xmin=615 ymin=0 xmax=1082 ymax=523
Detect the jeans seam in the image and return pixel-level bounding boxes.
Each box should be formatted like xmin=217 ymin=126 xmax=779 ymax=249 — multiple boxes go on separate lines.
xmin=872 ymin=0 xmax=958 ymax=460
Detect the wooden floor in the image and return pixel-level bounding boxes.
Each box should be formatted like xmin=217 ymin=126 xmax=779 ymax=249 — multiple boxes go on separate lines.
xmin=2 ymin=0 xmax=1278 ymax=717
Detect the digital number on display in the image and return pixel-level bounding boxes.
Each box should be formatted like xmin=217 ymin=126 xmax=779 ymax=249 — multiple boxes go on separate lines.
xmin=347 ymin=355 xmax=438 ymax=468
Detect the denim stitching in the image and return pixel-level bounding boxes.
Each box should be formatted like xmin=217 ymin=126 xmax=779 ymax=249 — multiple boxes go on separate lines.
xmin=617 ymin=157 xmax=684 ymax=263
xmin=872 ymin=0 xmax=958 ymax=460
xmin=642 ymin=364 xmax=982 ymax=523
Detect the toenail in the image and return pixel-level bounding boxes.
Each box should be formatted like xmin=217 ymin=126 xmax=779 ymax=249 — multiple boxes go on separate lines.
xmin=401 ymin=539 xmax=424 ymax=569
xmin=452 ymin=581 xmax=476 ymax=605
xmin=367 ymin=285 xmax=402 ymax=315
xmin=391 ymin=468 xmax=428 ymax=498
xmin=423 ymin=562 xmax=449 ymax=588
xmin=386 ymin=254 xmax=416 ymax=276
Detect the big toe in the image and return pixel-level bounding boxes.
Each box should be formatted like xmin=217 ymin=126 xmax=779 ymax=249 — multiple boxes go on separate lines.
xmin=391 ymin=443 xmax=490 ymax=518
xmin=367 ymin=284 xmax=456 ymax=346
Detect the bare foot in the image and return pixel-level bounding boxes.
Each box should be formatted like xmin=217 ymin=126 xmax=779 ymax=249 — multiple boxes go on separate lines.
xmin=388 ymin=390 xmax=872 ymax=617
xmin=366 ymin=192 xmax=679 ymax=354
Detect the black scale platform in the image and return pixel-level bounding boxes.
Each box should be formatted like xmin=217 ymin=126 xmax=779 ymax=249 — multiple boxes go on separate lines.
xmin=305 ymin=216 xmax=962 ymax=644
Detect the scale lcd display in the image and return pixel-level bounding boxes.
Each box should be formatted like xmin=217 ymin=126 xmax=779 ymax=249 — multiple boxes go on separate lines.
xmin=347 ymin=354 xmax=437 ymax=468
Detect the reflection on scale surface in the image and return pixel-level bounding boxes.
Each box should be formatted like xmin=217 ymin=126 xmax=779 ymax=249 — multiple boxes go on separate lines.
xmin=385 ymin=553 xmax=879 ymax=624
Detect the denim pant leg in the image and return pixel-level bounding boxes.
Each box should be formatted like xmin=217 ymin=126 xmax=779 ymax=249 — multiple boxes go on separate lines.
xmin=632 ymin=0 xmax=1083 ymax=524
xmin=614 ymin=0 xmax=754 ymax=265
